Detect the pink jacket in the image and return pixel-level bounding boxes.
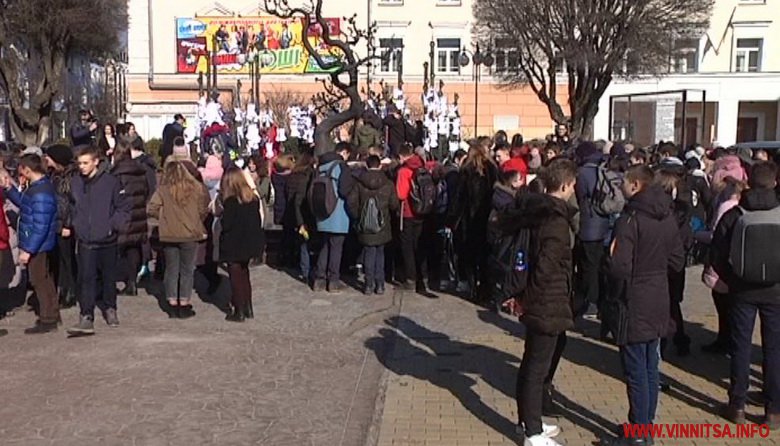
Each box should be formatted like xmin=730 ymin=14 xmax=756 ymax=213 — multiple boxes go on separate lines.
xmin=198 ymin=155 xmax=224 ymax=182
xmin=712 ymin=155 xmax=747 ymax=188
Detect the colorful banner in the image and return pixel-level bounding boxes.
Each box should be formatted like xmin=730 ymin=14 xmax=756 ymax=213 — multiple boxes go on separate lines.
xmin=176 ymin=16 xmax=342 ymax=75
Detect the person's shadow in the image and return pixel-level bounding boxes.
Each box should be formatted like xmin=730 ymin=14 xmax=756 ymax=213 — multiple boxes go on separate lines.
xmin=366 ymin=315 xmax=619 ymax=444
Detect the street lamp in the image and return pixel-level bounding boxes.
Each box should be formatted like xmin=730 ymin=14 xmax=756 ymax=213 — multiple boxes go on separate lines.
xmin=247 ymin=48 xmax=261 ymax=110
xmin=459 ymin=43 xmax=493 ymax=135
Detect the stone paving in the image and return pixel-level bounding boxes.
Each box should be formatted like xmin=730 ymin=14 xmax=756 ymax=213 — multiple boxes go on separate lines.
xmin=0 ymin=262 xmax=774 ymax=446
xmin=373 ymin=267 xmax=777 ymax=446
xmin=0 ymin=264 xmax=399 ymax=446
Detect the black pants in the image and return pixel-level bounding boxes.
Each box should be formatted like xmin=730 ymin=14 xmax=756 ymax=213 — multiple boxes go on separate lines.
xmin=400 ymin=219 xmax=423 ymax=284
xmin=545 ymin=331 xmax=568 ymax=385
xmin=576 ymin=240 xmax=605 ymax=311
xmin=119 ymin=243 xmax=142 ymax=284
xmin=713 ymin=291 xmax=732 ymax=346
xmin=422 ymin=216 xmax=445 ymax=287
xmin=55 ymin=235 xmax=77 ymax=298
xmin=227 ymin=261 xmax=251 ymax=309
xmin=516 ymin=330 xmax=559 ymax=436
xmin=729 ymin=300 xmax=780 ymax=413
xmin=77 ymin=243 xmax=118 ymax=317
xmin=315 ymin=233 xmax=345 ymax=283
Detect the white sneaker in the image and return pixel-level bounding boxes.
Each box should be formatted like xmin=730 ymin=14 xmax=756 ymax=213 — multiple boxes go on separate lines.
xmin=524 ymin=434 xmax=563 ymax=446
xmin=517 ymin=423 xmax=561 ymax=439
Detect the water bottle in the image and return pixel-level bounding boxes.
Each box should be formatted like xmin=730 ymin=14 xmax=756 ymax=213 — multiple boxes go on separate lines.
xmin=514 ymin=250 xmax=527 ymax=272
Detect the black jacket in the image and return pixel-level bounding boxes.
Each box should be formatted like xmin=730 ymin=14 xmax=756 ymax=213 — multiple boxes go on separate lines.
xmin=50 ymin=165 xmax=78 ymax=232
xmin=497 ymin=193 xmax=575 ymax=335
xmin=161 ymin=121 xmax=184 ymax=160
xmin=347 ymin=169 xmax=400 ymax=246
xmin=271 ymin=171 xmax=291 ymax=226
xmin=68 ymin=164 xmax=131 ymax=246
xmin=70 ymin=123 xmax=95 ymax=147
xmin=383 ymin=114 xmax=406 ymax=154
xmin=286 ymin=166 xmax=314 ymax=229
xmin=712 ymin=188 xmax=780 ymax=305
xmin=607 ymin=185 xmax=685 ymax=344
xmin=219 ymin=197 xmax=264 ymax=263
xmin=135 ymin=153 xmax=158 ymax=194
xmin=449 ymin=162 xmax=498 ymax=243
xmin=111 ymin=159 xmax=150 ymax=246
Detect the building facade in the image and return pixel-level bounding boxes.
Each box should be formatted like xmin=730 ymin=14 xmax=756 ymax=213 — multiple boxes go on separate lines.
xmin=127 ymin=0 xmax=780 ymax=147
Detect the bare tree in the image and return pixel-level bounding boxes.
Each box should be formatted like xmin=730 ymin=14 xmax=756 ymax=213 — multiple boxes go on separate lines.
xmin=0 ymin=0 xmax=127 ymax=145
xmin=263 ymin=0 xmax=384 ymax=155
xmin=262 ymin=87 xmax=306 ymax=130
xmin=473 ymin=0 xmax=713 ymax=139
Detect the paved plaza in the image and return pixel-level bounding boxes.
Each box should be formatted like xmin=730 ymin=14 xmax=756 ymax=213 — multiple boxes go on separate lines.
xmin=0 ymin=265 xmax=774 ymax=446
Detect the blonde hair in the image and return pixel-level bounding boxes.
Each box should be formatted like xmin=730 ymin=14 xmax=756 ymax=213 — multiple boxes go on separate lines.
xmin=220 ymin=167 xmax=256 ymax=204
xmin=162 ymin=161 xmax=201 ymax=204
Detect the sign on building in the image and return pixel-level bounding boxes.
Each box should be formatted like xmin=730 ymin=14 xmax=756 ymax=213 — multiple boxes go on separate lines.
xmin=175 ymin=16 xmax=342 ymax=75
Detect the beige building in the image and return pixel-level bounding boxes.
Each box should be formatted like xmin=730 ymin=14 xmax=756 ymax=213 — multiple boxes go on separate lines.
xmin=126 ymin=0 xmax=555 ymax=141
xmin=597 ymin=0 xmax=780 ymax=147
xmin=127 ymin=0 xmax=780 ymax=147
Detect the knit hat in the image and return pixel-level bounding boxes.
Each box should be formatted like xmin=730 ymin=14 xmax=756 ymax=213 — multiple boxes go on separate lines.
xmin=736 ymin=146 xmax=755 ymax=166
xmin=173 ymin=142 xmax=189 ymax=158
xmin=574 ymin=141 xmax=599 ymax=163
xmin=21 ymin=146 xmax=43 ymax=157
xmin=45 ymin=144 xmax=74 ymax=166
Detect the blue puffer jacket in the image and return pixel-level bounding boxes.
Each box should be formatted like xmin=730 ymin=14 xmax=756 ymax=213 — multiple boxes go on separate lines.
xmin=5 ymin=177 xmax=58 ymax=254
xmin=315 ymin=153 xmax=355 ymax=234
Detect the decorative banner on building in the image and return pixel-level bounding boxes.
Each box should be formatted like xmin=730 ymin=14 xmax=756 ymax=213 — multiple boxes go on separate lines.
xmin=175 ymin=16 xmax=342 ymax=75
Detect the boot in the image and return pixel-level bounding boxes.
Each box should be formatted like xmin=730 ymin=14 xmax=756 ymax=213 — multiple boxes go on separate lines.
xmin=177 ymin=305 xmax=196 ymax=319
xmin=225 ymin=307 xmax=246 ymax=323
xmin=363 ymin=280 xmax=374 ymax=296
xmin=375 ymin=281 xmax=385 ymax=295
xmin=721 ymin=403 xmax=746 ymax=424
xmin=24 ymin=321 xmax=58 ymax=334
xmin=121 ymin=280 xmax=138 ymax=296
xmin=244 ymin=300 xmax=254 ymax=319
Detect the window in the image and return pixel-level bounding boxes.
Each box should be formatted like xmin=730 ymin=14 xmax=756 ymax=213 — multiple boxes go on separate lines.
xmin=378 ymin=0 xmax=403 ymax=5
xmin=736 ymin=38 xmax=762 ymax=72
xmin=379 ymin=38 xmax=403 ymax=73
xmin=436 ymin=38 xmax=461 ymax=73
xmin=494 ymin=38 xmax=519 ymax=73
xmin=670 ymin=38 xmax=699 ymax=73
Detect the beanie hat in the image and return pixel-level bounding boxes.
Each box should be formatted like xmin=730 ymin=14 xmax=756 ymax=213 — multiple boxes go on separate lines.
xmin=173 ymin=142 xmax=189 ymax=158
xmin=574 ymin=141 xmax=599 ymax=163
xmin=45 ymin=144 xmax=74 ymax=166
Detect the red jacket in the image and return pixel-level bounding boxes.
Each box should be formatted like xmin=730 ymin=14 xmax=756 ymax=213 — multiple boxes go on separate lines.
xmin=396 ymin=155 xmax=425 ymax=219
xmin=501 ymin=157 xmax=528 ymax=176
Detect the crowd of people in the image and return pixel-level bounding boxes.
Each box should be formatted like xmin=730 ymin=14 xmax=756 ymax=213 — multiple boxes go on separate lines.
xmin=1 ymin=101 xmax=778 ymax=446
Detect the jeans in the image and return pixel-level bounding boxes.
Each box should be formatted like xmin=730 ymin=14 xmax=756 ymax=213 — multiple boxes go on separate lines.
xmin=729 ymin=301 xmax=780 ymax=413
xmin=363 ymin=245 xmax=385 ymax=287
xmin=77 ymin=243 xmax=118 ymax=317
xmin=400 ymin=219 xmax=423 ymax=283
xmin=516 ymin=329 xmax=559 ymax=436
xmin=28 ymin=252 xmax=59 ymax=324
xmin=713 ymin=291 xmax=733 ymax=347
xmin=620 ymin=339 xmax=661 ymax=425
xmin=298 ymin=234 xmax=311 ymax=280
xmin=227 ymin=262 xmax=251 ymax=309
xmin=315 ymin=233 xmax=345 ymax=282
xmin=576 ymin=240 xmax=605 ymax=310
xmin=163 ymin=242 xmax=198 ymax=301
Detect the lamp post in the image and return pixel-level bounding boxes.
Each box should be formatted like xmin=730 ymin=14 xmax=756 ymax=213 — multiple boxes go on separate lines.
xmin=459 ymin=43 xmax=493 ymax=136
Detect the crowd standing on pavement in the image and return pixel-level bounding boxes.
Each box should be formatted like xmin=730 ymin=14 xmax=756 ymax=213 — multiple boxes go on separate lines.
xmin=1 ymin=99 xmax=779 ymax=446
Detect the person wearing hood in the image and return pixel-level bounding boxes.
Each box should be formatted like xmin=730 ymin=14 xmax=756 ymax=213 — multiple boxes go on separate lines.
xmin=110 ymin=139 xmax=151 ymax=297
xmin=347 ymin=155 xmax=399 ymax=295
xmin=311 ymin=142 xmax=355 ymax=293
xmin=161 ymin=114 xmax=185 ymax=165
xmin=573 ymin=141 xmax=608 ymax=316
xmin=352 ymin=117 xmax=382 ymax=156
xmin=396 ymin=145 xmax=427 ymax=292
xmin=130 ymin=136 xmax=157 ymax=195
xmin=66 ymin=146 xmax=132 ymax=336
xmin=497 ymin=158 xmax=578 ymax=446
xmin=602 ymin=165 xmax=685 ymax=446
xmin=711 ymin=162 xmax=780 ymax=428
xmin=44 ymin=144 xmax=78 ymax=309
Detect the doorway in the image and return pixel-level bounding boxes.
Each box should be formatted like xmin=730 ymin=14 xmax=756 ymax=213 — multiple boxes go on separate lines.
xmin=737 ymin=117 xmax=758 ymax=143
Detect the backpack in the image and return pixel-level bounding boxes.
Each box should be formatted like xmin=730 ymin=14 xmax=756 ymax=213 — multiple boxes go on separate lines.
xmin=207 ymin=134 xmax=227 ymax=156
xmin=489 ymin=227 xmax=532 ymax=301
xmin=308 ymin=163 xmax=339 ymax=220
xmin=433 ymin=179 xmax=449 ymax=215
xmin=729 ymin=206 xmax=780 ymax=284
xmin=591 ymin=164 xmax=625 ymax=217
xmin=410 ymin=167 xmax=437 ymax=216
xmin=357 ymin=195 xmax=384 ymax=234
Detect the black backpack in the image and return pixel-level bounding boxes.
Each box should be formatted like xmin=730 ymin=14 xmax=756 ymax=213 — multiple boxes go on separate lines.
xmin=308 ymin=164 xmax=339 ymax=220
xmin=489 ymin=227 xmax=532 ymax=301
xmin=357 ymin=195 xmax=384 ymax=234
xmin=590 ymin=163 xmax=625 ymax=217
xmin=410 ymin=167 xmax=437 ymax=216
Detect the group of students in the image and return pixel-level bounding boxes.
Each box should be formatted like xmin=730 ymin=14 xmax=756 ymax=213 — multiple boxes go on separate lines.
xmin=0 ymin=131 xmax=267 ymax=337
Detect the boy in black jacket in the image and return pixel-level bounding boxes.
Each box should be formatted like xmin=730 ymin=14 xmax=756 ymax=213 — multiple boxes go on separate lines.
xmin=603 ymin=166 xmax=685 ymax=446
xmin=506 ymin=158 xmax=578 ymax=446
